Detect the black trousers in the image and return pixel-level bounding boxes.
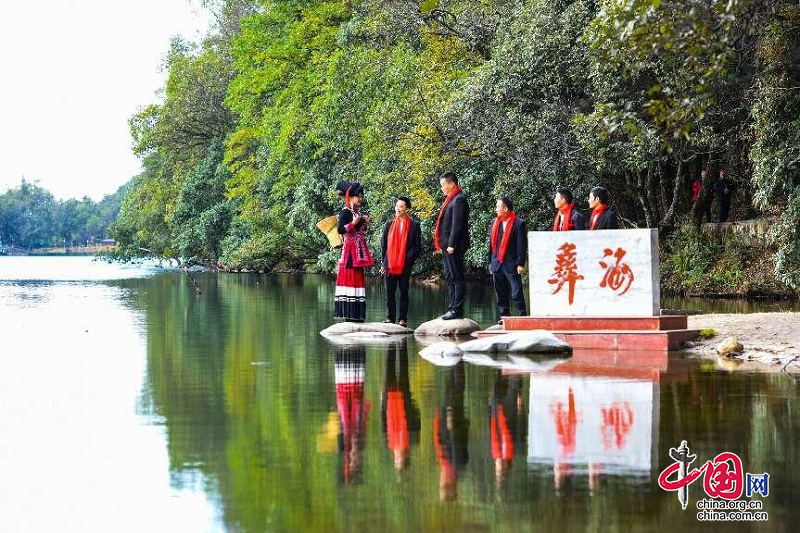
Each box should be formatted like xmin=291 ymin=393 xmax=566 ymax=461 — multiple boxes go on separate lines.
xmin=717 ymin=196 xmax=731 ymax=223
xmin=492 ymin=268 xmax=527 ymax=317
xmin=442 ymin=252 xmax=466 ymax=315
xmin=701 ymin=201 xmax=711 ymax=223
xmin=384 ymin=272 xmax=411 ymax=321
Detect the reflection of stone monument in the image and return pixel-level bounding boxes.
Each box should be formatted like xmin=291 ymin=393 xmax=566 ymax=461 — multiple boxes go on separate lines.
xmin=527 ymin=373 xmax=658 ymax=476
xmin=497 ymin=229 xmax=698 ymax=350
xmin=523 ymin=349 xmax=666 ymax=492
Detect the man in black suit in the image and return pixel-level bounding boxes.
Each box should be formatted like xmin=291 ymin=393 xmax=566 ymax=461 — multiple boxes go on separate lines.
xmin=380 ymin=197 xmax=423 ymax=326
xmin=714 ymin=168 xmax=734 ymax=223
xmin=488 ymin=197 xmax=527 ymax=322
xmin=434 ymin=172 xmax=469 ymax=320
xmin=587 ymin=186 xmax=618 ymax=230
xmin=553 ymin=187 xmax=586 ymax=231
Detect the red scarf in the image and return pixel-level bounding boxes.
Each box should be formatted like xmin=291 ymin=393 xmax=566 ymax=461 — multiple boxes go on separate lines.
xmin=553 ymin=204 xmax=574 ymax=231
xmin=387 ymin=216 xmax=410 ymax=275
xmin=434 ymin=185 xmax=462 ymax=252
xmin=590 ymin=204 xmax=607 ymax=230
xmin=490 ymin=211 xmax=516 ymax=264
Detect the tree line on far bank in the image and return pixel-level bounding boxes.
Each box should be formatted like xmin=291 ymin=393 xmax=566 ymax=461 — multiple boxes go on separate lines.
xmin=109 ymin=0 xmax=799 ymax=289
xmin=0 ymin=180 xmax=126 ymax=250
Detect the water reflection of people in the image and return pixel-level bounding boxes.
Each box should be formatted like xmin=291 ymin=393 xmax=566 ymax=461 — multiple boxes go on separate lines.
xmin=381 ymin=340 xmax=420 ymax=474
xmin=434 ymin=363 xmax=469 ymax=501
xmin=335 ymin=345 xmax=369 ymax=484
xmin=490 ymin=371 xmax=524 ymax=489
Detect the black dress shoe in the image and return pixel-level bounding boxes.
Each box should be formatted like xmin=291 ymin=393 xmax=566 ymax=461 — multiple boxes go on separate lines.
xmin=441 ymin=311 xmax=458 ymax=320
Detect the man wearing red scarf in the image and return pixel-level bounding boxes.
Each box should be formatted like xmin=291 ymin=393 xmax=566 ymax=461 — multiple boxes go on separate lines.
xmin=434 ymin=172 xmax=470 ymax=320
xmin=588 ymin=186 xmax=618 ymax=230
xmin=380 ymin=197 xmax=422 ymax=326
xmin=552 ymin=187 xmax=586 ymax=231
xmin=488 ymin=196 xmax=527 ymax=323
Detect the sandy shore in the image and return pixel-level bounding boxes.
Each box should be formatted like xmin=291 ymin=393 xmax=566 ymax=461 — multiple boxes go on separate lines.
xmin=684 ymin=312 xmax=800 ymax=373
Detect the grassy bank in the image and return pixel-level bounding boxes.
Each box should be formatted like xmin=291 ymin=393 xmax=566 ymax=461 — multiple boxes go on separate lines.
xmin=661 ymin=226 xmax=797 ymax=299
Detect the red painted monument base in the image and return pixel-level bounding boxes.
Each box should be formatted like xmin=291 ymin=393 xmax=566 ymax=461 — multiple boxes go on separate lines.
xmin=478 ymin=315 xmax=699 ymax=351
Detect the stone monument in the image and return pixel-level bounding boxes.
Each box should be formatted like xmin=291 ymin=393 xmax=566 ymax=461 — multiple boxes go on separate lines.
xmin=489 ymin=228 xmax=698 ymax=351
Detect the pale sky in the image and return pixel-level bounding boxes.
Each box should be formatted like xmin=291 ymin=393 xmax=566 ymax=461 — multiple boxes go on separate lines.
xmin=0 ymin=1 xmax=212 ymax=201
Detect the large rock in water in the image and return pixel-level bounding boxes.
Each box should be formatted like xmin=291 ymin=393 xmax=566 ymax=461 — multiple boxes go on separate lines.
xmin=458 ymin=330 xmax=571 ymax=354
xmin=418 ymin=342 xmax=464 ymax=366
xmin=320 ymin=321 xmax=413 ymax=337
xmin=414 ymin=317 xmax=481 ymax=337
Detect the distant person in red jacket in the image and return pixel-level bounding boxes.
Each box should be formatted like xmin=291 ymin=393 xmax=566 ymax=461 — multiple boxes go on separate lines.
xmin=692 ymin=170 xmax=712 ymax=223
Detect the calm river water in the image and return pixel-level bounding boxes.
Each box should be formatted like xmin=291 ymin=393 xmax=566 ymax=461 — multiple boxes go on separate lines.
xmin=0 ymin=257 xmax=797 ymax=532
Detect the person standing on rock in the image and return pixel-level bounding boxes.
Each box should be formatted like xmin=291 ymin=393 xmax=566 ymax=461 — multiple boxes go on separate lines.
xmin=434 ymin=172 xmax=470 ymax=320
xmin=487 ymin=196 xmax=527 ymax=323
xmin=334 ymin=181 xmax=374 ymax=322
xmin=587 ymin=186 xmax=618 ymax=230
xmin=552 ymin=187 xmax=586 ymax=231
xmin=380 ymin=196 xmax=422 ymax=327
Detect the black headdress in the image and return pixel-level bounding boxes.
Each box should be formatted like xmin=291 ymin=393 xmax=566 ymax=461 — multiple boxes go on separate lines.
xmin=335 ymin=180 xmax=364 ymax=198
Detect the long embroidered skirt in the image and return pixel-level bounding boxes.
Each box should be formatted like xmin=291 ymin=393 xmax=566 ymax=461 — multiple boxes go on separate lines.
xmin=334 ymin=265 xmax=366 ymax=321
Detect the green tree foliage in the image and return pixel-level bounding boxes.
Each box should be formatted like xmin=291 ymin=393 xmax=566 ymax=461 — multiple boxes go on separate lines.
xmin=113 ymin=0 xmax=800 ymax=290
xmin=173 ymin=139 xmax=233 ymax=263
xmin=114 ymin=2 xmax=248 ymax=263
xmin=0 ymin=180 xmax=125 ymax=249
xmin=750 ymin=4 xmax=800 ymax=288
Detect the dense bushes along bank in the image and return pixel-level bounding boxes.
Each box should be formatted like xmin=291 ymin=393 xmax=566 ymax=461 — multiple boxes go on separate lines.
xmin=110 ymin=1 xmax=800 ymax=293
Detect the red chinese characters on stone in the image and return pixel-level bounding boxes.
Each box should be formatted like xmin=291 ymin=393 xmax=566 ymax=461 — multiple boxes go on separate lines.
xmin=599 ymin=247 xmax=634 ymax=295
xmin=658 ymin=452 xmax=744 ymax=500
xmin=548 ymin=242 xmax=584 ymax=305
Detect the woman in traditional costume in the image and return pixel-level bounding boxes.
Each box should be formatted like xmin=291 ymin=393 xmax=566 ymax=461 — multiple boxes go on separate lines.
xmin=334 ymin=181 xmax=374 ymax=322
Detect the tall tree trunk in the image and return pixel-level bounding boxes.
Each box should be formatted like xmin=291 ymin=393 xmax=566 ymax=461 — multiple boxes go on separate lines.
xmin=637 ymin=192 xmax=652 ymax=227
xmin=646 ymin=164 xmax=661 ymax=222
xmin=627 ymin=170 xmax=652 ymax=227
xmin=660 ymin=158 xmax=685 ymax=227
xmin=658 ymin=161 xmax=671 ymax=215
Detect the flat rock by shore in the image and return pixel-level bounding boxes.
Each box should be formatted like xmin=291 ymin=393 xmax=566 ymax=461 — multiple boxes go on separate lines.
xmin=685 ymin=312 xmax=800 ymax=373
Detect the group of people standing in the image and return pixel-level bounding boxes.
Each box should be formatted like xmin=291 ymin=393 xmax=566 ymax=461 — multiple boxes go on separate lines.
xmin=332 ymin=175 xmax=619 ymax=325
xmin=692 ymin=168 xmax=735 ymax=223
